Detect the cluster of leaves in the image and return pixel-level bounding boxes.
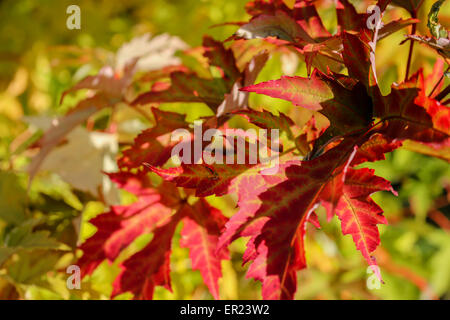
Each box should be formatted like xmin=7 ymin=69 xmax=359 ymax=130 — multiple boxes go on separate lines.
xmin=12 ymin=0 xmax=450 ymax=300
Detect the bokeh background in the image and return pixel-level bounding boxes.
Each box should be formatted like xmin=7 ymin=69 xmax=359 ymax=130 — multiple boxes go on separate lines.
xmin=0 ymin=0 xmax=449 ymax=299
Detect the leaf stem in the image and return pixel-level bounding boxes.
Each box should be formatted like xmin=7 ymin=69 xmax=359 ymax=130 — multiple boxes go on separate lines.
xmin=405 ymin=11 xmax=418 ymax=81
xmin=429 ymin=66 xmax=450 ymax=97
xmin=435 ymin=84 xmax=450 ymax=101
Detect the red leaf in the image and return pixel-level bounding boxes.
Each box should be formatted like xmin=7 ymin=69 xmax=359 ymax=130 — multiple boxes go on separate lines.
xmin=378 ymin=19 xmax=419 ymax=41
xmin=342 ymin=31 xmax=378 ymax=89
xmin=148 ymin=162 xmax=256 ymax=198
xmin=292 ymin=0 xmax=331 ymax=40
xmin=180 ymin=199 xmax=229 ymax=299
xmin=375 ymin=72 xmax=450 ymax=144
xmin=131 ymin=71 xmax=230 ymax=109
xmin=321 ymin=168 xmax=396 ymax=280
xmin=217 ymin=138 xmax=361 ymax=299
xmin=147 ymin=129 xmax=281 ymax=198
xmin=245 ymin=0 xmax=290 ymax=17
xmin=336 ymin=0 xmax=364 ymax=32
xmin=235 ymin=10 xmax=315 ymax=43
xmin=236 ymin=108 xmax=295 ymax=139
xmin=78 ymin=172 xmax=178 ymax=277
xmin=132 ymin=37 xmax=240 ymax=111
xmin=202 ymin=36 xmax=241 ymax=84
xmin=118 ymin=108 xmax=189 ymax=169
xmin=352 ymin=133 xmax=403 ymax=166
xmin=241 ymin=69 xmax=372 ymax=136
xmin=216 ymin=52 xmax=269 ymax=117
xmin=240 ymin=0 xmax=340 ymax=74
xmin=112 ymin=210 xmax=183 ymax=299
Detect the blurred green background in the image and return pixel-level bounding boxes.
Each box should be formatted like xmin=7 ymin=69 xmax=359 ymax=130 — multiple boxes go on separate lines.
xmin=0 ymin=0 xmax=449 ymax=300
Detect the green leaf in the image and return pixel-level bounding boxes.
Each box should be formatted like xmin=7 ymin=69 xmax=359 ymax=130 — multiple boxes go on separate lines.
xmin=0 ymin=172 xmax=26 ymax=225
xmin=428 ymin=0 xmax=448 ymax=39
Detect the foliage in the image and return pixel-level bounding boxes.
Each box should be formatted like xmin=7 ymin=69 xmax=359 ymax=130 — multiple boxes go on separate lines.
xmin=0 ymin=0 xmax=449 ymax=300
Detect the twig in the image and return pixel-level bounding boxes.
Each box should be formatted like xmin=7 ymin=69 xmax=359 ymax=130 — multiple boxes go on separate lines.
xmin=429 ymin=66 xmax=450 ymax=97
xmin=405 ymin=11 xmax=418 ymax=81
xmin=429 ymin=210 xmax=450 ymax=231
xmin=435 ymin=84 xmax=450 ymax=101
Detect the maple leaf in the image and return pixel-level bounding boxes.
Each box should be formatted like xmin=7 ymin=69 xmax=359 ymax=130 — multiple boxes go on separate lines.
xmin=373 ymin=71 xmax=450 ymax=144
xmin=217 ymin=138 xmax=362 ymax=299
xmin=235 ymin=108 xmax=295 ymax=139
xmin=147 ymin=127 xmax=284 ymax=200
xmin=112 ymin=209 xmax=183 ymax=299
xmin=107 ymin=196 xmax=229 ymax=299
xmin=336 ymin=0 xmax=364 ymax=33
xmin=342 ymin=30 xmax=450 ymax=145
xmin=118 ymin=108 xmax=190 ymax=169
xmin=148 ymin=160 xmax=261 ymax=199
xmin=342 ymin=31 xmax=378 ymax=89
xmin=131 ymin=71 xmax=231 ymax=109
xmin=80 ymin=169 xmax=231 ymax=299
xmin=241 ymin=69 xmax=373 ymax=137
xmin=235 ymin=10 xmax=315 ymax=43
xmin=237 ymin=0 xmax=342 ymax=75
xmin=78 ymin=172 xmax=179 ymax=276
xmin=180 ymin=199 xmax=229 ymax=300
xmin=351 ymin=133 xmax=403 ymax=166
xmin=320 ymin=167 xmax=396 ymax=278
xmin=337 ymin=0 xmax=418 ymax=38
xmin=203 ymin=36 xmax=241 ymax=85
xmin=132 ymin=36 xmax=240 ymax=111
xmin=216 ymin=52 xmax=269 ymax=117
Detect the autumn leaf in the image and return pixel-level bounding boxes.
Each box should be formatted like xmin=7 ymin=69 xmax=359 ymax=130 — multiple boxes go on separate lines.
xmin=373 ymin=71 xmax=450 ymax=144
xmin=235 ymin=108 xmax=295 ymax=139
xmin=216 ymin=52 xmax=269 ymax=117
xmin=320 ymin=167 xmax=396 ymax=280
xmin=241 ymin=69 xmax=373 ymax=137
xmin=132 ymin=37 xmax=240 ymax=111
xmin=78 ymin=172 xmax=179 ymax=276
xmin=112 ymin=210 xmax=183 ymax=299
xmin=180 ymin=199 xmax=229 ymax=300
xmin=217 ymin=138 xmax=360 ymax=299
xmin=118 ymin=108 xmax=190 ymax=169
xmin=67 ymin=0 xmax=450 ymax=301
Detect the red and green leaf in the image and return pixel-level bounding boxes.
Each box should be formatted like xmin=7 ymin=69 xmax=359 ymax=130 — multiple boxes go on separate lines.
xmin=241 ymin=69 xmax=373 ymax=136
